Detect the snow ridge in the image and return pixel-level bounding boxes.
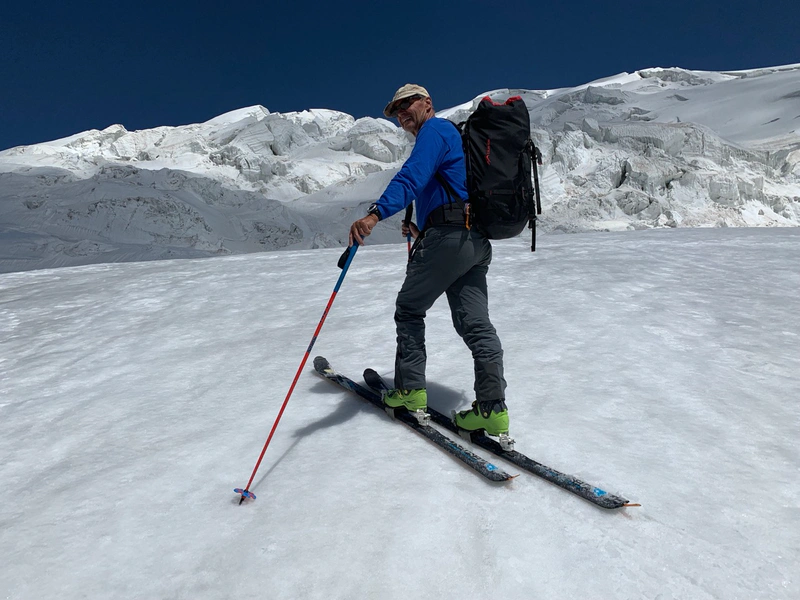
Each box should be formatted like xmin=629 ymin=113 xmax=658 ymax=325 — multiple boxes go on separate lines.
xmin=1 ymin=64 xmax=798 ymax=272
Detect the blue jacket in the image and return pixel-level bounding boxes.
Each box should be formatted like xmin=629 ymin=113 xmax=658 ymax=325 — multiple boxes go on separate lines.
xmin=374 ymin=117 xmax=467 ymax=231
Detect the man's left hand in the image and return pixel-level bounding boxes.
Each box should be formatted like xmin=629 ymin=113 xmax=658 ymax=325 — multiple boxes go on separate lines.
xmin=401 ymin=221 xmax=420 ymax=239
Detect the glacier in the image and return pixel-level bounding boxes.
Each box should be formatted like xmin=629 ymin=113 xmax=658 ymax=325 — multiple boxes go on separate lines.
xmin=0 ymin=64 xmax=798 ymax=273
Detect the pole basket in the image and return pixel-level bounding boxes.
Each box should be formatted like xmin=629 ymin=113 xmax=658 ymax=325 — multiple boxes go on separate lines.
xmin=235 ymin=488 xmax=257 ymax=503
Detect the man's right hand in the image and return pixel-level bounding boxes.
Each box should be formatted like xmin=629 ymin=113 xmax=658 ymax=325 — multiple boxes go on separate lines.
xmin=349 ymin=214 xmax=380 ymax=246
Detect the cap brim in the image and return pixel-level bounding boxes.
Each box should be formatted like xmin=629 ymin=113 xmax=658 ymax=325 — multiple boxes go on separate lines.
xmin=383 ymin=91 xmax=426 ymax=118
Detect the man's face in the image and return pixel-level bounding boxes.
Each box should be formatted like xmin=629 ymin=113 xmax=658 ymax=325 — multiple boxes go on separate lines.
xmin=394 ymin=95 xmax=431 ymax=136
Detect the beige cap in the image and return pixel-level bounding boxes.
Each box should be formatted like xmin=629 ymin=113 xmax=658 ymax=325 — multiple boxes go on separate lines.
xmin=383 ymin=84 xmax=430 ymax=117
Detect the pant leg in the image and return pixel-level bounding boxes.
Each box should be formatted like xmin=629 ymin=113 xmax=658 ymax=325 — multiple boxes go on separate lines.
xmin=445 ymin=235 xmax=507 ymax=402
xmin=394 ymin=227 xmax=479 ymax=390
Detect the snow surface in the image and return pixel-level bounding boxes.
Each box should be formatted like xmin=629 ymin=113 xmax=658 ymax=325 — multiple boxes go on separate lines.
xmin=1 ymin=64 xmax=799 ymax=273
xmin=1 ymin=228 xmax=798 ymax=599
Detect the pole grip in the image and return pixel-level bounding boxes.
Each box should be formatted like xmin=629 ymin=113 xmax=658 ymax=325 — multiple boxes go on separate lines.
xmin=403 ymin=204 xmax=414 ymax=261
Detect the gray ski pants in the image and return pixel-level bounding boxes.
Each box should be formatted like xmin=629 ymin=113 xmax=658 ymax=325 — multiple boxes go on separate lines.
xmin=394 ymin=226 xmax=507 ymax=402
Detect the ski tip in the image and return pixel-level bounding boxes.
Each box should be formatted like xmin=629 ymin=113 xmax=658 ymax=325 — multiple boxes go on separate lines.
xmin=312 ymin=356 xmax=330 ymax=371
xmin=485 ymin=463 xmax=517 ymax=482
xmin=234 ymin=488 xmax=256 ymax=503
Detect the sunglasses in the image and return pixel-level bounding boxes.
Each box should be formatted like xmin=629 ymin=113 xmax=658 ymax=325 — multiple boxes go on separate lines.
xmin=390 ymin=95 xmax=423 ymax=116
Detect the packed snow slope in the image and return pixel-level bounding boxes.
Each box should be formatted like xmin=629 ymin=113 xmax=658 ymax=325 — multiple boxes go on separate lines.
xmin=1 ymin=228 xmax=798 ymax=599
xmin=1 ymin=64 xmax=799 ymax=272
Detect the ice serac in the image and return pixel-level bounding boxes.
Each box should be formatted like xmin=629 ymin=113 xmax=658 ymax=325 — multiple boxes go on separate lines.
xmin=1 ymin=64 xmax=799 ymax=272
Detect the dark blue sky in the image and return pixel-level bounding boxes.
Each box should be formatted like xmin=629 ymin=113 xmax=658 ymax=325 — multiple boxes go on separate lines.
xmin=2 ymin=0 xmax=797 ymax=150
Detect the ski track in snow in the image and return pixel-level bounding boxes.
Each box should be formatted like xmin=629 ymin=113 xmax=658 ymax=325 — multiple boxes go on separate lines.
xmin=1 ymin=228 xmax=798 ymax=599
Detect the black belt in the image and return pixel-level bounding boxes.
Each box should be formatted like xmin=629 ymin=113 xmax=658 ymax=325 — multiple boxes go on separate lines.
xmin=425 ymin=201 xmax=467 ymax=229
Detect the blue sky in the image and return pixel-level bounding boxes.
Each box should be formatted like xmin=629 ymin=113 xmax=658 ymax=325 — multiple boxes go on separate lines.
xmin=2 ymin=0 xmax=797 ymax=150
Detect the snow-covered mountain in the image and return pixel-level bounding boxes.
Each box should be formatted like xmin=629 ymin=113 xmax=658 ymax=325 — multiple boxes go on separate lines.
xmin=1 ymin=64 xmax=799 ymax=272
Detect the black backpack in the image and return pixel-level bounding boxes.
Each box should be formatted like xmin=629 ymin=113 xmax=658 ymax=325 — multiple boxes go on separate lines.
xmin=435 ymin=96 xmax=543 ymax=251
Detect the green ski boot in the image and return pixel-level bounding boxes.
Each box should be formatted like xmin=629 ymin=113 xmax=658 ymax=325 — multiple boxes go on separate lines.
xmin=383 ymin=388 xmax=427 ymax=412
xmin=454 ymin=399 xmax=510 ymax=436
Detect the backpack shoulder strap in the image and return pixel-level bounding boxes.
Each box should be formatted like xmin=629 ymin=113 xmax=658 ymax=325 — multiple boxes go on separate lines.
xmin=426 ymin=119 xmax=468 ymax=229
xmin=434 ymin=171 xmax=460 ymax=203
xmin=435 ymin=118 xmax=466 ymax=199
xmin=428 ymin=171 xmax=467 ymax=229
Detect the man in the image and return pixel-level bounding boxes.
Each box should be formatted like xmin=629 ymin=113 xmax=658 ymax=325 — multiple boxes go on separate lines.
xmin=348 ymin=84 xmax=509 ymax=437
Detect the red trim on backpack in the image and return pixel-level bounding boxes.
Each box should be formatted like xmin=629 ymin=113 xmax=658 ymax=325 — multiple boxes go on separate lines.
xmin=481 ymin=95 xmax=523 ymax=106
xmin=485 ymin=139 xmax=491 ymax=165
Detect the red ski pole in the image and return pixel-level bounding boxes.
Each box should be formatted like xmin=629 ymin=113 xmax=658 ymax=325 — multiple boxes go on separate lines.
xmin=235 ymin=244 xmax=359 ymax=504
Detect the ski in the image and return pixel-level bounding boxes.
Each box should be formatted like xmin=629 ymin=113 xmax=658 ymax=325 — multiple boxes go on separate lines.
xmin=313 ymin=357 xmax=514 ymax=483
xmin=364 ymin=368 xmax=634 ymax=509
